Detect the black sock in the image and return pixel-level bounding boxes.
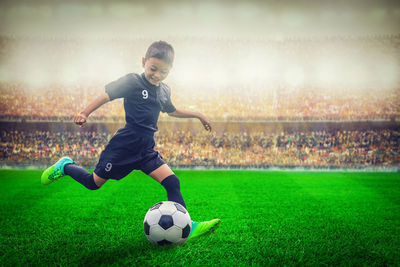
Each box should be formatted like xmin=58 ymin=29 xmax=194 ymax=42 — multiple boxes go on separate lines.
xmin=64 ymin=164 xmax=99 ymax=190
xmin=161 ymin=175 xmax=186 ymax=209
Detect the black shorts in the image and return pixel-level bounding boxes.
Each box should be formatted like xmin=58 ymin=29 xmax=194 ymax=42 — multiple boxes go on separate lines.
xmin=94 ymin=126 xmax=165 ymax=180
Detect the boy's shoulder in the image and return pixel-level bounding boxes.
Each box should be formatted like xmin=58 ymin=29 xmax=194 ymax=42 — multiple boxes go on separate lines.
xmin=114 ymin=73 xmax=172 ymax=96
xmin=159 ymin=82 xmax=172 ymax=96
xmin=121 ymin=72 xmax=141 ymax=83
xmin=110 ymin=72 xmax=140 ymax=85
xmin=160 ymin=82 xmax=171 ymax=91
xmin=112 ymin=73 xmax=146 ymax=90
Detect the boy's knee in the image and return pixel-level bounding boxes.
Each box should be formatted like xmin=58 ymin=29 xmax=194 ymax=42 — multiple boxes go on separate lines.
xmin=93 ymin=172 xmax=107 ymax=188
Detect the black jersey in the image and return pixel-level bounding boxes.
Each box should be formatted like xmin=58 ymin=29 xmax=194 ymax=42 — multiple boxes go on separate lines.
xmin=105 ymin=73 xmax=176 ymax=133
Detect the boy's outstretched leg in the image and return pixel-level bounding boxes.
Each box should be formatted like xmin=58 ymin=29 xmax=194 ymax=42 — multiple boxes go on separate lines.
xmin=63 ymin=164 xmax=102 ymax=190
xmin=41 ymin=156 xmax=104 ymax=190
xmin=41 ymin=156 xmax=75 ymax=185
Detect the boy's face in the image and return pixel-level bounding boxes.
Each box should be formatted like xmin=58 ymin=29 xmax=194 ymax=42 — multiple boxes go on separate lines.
xmin=142 ymin=57 xmax=172 ymax=86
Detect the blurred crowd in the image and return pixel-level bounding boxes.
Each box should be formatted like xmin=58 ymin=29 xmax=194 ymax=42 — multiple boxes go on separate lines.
xmin=0 ymin=83 xmax=123 ymax=122
xmin=1 ymin=83 xmax=399 ymax=121
xmin=1 ymin=36 xmax=399 ymax=168
xmin=0 ymin=130 xmax=108 ymax=167
xmin=1 ymin=128 xmax=398 ymax=168
xmin=1 ymin=35 xmax=400 ymax=122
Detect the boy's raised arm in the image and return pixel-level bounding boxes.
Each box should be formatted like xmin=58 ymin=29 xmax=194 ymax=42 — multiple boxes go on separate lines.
xmin=168 ymin=108 xmax=212 ymax=131
xmin=74 ymin=92 xmax=110 ymax=127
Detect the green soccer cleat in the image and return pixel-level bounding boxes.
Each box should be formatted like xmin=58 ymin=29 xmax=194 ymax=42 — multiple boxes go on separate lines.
xmin=188 ymin=219 xmax=221 ymax=240
xmin=41 ymin=156 xmax=75 ymax=185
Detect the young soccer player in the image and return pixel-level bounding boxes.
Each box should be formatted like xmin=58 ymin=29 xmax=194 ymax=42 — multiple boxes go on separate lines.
xmin=41 ymin=41 xmax=220 ymax=240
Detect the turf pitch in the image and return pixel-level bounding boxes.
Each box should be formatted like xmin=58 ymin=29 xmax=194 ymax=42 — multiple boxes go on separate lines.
xmin=0 ymin=169 xmax=399 ymax=266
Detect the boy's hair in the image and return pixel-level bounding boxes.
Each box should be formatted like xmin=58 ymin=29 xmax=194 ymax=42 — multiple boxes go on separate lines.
xmin=145 ymin=41 xmax=174 ymax=65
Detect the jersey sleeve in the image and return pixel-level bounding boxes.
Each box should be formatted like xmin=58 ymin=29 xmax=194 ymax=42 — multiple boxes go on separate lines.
xmin=105 ymin=74 xmax=136 ymax=101
xmin=160 ymin=84 xmax=176 ymax=113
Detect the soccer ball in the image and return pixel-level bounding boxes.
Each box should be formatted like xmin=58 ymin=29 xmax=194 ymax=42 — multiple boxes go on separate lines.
xmin=143 ymin=201 xmax=192 ymax=246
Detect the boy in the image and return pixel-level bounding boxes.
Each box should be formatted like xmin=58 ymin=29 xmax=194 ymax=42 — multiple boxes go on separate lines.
xmin=41 ymin=41 xmax=220 ymax=240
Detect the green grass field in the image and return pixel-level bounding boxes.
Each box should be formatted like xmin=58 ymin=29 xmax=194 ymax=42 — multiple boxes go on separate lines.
xmin=0 ymin=170 xmax=399 ymax=266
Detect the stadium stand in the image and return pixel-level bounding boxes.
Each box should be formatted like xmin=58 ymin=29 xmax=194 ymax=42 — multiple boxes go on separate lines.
xmin=0 ymin=35 xmax=399 ymax=168
xmin=1 ymin=122 xmax=398 ymax=168
xmin=1 ymin=35 xmax=399 ymax=122
xmin=1 ymin=83 xmax=399 ymax=122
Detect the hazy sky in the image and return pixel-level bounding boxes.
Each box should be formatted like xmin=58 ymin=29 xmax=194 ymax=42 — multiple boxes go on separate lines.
xmin=1 ymin=0 xmax=399 ymax=38
xmin=1 ymin=0 xmax=399 ymax=88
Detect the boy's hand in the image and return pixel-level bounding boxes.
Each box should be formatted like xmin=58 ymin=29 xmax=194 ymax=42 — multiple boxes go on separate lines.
xmin=74 ymin=113 xmax=87 ymax=127
xmin=199 ymin=115 xmax=212 ymax=131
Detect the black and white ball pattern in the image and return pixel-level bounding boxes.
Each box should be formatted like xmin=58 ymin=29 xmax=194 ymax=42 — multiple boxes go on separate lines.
xmin=143 ymin=201 xmax=192 ymax=246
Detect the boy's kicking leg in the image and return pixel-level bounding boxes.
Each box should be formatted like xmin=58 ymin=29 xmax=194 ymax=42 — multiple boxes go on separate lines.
xmin=41 ymin=156 xmax=106 ymax=189
xmin=148 ymin=164 xmax=186 ymax=208
xmin=148 ymin=164 xmax=221 ymax=240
